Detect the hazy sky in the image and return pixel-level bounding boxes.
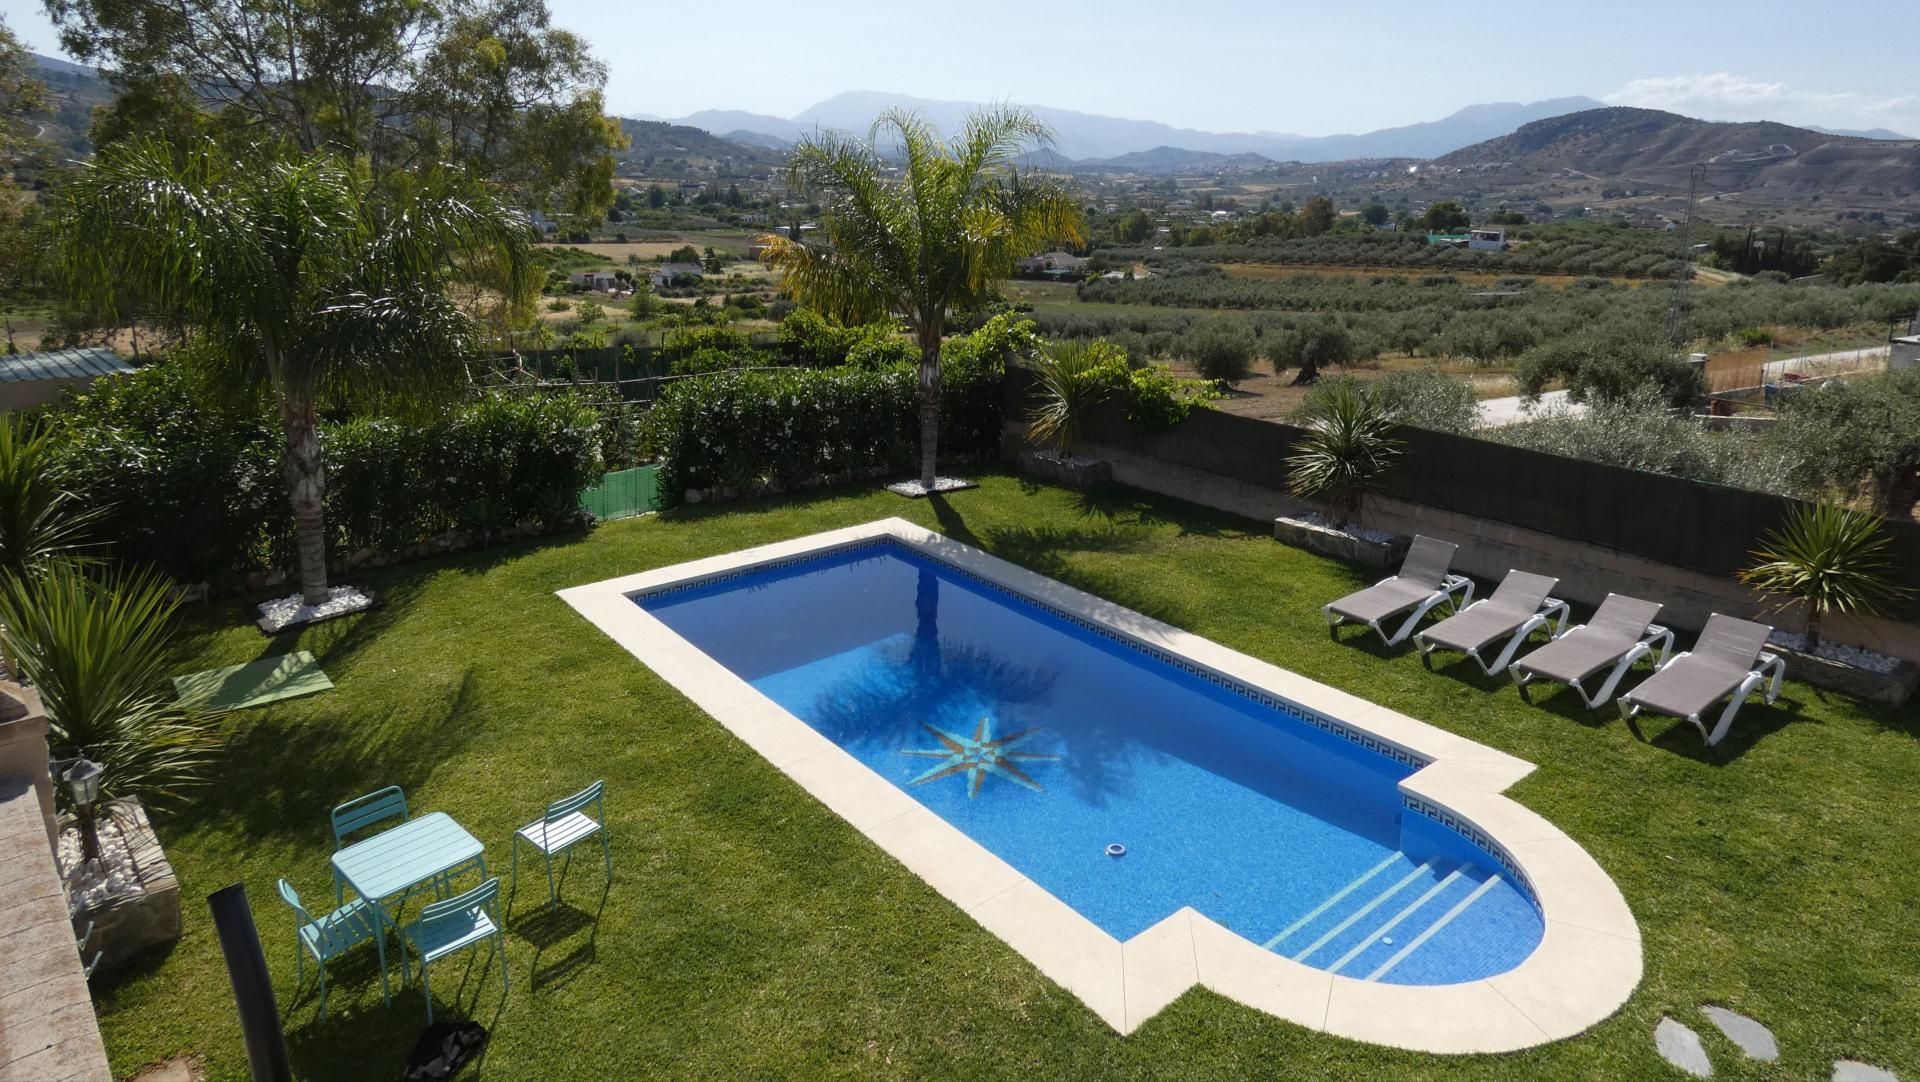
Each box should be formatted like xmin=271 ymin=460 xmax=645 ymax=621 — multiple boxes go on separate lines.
xmin=7 ymin=0 xmax=1919 ymax=136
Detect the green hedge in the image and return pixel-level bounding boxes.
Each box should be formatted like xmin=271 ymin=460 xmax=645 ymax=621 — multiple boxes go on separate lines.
xmin=47 ymin=366 xmax=605 ymax=583
xmin=647 ymin=355 xmax=1004 ymax=504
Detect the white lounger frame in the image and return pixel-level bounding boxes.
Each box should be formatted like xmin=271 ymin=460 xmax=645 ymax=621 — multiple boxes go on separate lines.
xmin=1616 ymin=651 xmax=1787 ymax=746
xmin=1414 ymin=598 xmax=1572 ymax=677
xmin=1511 ymin=624 xmax=1675 ymax=710
xmin=1323 ymin=574 xmax=1474 ymax=647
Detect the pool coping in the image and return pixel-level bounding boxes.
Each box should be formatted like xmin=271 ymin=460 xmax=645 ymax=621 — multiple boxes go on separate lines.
xmin=557 ymin=517 xmax=1641 ymax=1053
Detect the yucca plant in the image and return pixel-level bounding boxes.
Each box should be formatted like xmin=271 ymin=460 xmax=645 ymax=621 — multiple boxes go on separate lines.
xmin=0 ymin=415 xmax=101 ymax=582
xmin=1286 ymin=379 xmax=1403 ymax=528
xmin=1739 ymin=502 xmax=1914 ymax=650
xmin=1025 ymin=341 xmax=1119 ymax=460
xmin=0 ymin=563 xmax=221 ymax=822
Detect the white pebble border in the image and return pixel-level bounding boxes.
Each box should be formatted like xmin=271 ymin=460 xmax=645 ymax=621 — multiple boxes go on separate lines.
xmin=884 ymin=477 xmax=978 ymax=498
xmin=57 ymin=817 xmax=145 ymax=911
xmin=1768 ymin=631 xmax=1902 ymax=675
xmin=1292 ymin=511 xmax=1398 ymax=545
xmin=256 ymin=586 xmax=374 ymax=633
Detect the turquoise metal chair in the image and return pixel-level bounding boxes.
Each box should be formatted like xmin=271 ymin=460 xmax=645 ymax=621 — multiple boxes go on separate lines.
xmin=403 ymin=877 xmax=507 ymax=1024
xmin=331 ymin=785 xmax=409 ymax=849
xmin=276 ymin=878 xmax=391 ymax=1018
xmin=509 ymin=781 xmax=610 ymax=907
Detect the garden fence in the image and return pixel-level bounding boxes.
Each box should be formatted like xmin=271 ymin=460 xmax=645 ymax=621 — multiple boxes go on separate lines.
xmin=580 ymin=466 xmax=661 ymax=521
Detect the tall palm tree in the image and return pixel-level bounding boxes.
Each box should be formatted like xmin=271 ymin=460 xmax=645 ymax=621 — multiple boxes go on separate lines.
xmin=59 ymin=138 xmax=536 ymax=604
xmin=759 ymin=108 xmax=1083 ymax=490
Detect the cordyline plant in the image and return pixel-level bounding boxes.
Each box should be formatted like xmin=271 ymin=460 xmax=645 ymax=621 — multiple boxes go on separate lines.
xmin=59 ymin=137 xmax=537 ymax=605
xmin=0 ymin=415 xmax=101 ymax=582
xmin=1739 ymin=501 xmax=1913 ymax=650
xmin=0 ymin=563 xmax=220 ymax=823
xmin=1286 ymin=379 xmax=1403 ymax=529
xmin=759 ymin=107 xmax=1083 ymax=491
xmin=1025 ymin=341 xmax=1121 ymax=460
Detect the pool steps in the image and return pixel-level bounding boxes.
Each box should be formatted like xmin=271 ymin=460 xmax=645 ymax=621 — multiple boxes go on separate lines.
xmin=1267 ymin=854 xmax=1508 ymax=983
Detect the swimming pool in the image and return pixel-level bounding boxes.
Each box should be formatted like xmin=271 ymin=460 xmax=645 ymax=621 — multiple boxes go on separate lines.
xmin=561 ymin=519 xmax=1640 ymax=1051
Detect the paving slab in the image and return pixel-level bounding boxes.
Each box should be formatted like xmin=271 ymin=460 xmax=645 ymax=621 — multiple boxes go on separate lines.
xmin=1655 ymin=1016 xmax=1713 ymax=1078
xmin=1833 ymin=1061 xmax=1899 ymax=1082
xmin=1701 ymin=1005 xmax=1778 ymax=1062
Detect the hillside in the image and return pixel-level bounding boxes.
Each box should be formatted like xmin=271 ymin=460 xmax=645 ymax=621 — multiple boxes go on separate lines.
xmin=611 ymin=118 xmax=784 ymax=176
xmin=1436 ymin=107 xmax=1920 ymax=208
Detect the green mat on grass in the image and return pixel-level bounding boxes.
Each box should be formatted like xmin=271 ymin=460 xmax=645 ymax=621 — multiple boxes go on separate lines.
xmin=173 ymin=650 xmax=333 ymax=710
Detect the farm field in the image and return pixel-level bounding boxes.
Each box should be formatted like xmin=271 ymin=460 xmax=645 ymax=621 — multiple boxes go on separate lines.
xmin=1219 ymin=262 xmax=1659 ymax=289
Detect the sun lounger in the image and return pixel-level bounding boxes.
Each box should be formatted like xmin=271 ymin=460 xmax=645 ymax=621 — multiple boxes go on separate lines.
xmin=1509 ymin=593 xmax=1672 ymax=708
xmin=1617 ymin=614 xmax=1785 ymax=746
xmin=1322 ymin=535 xmax=1474 ymax=647
xmin=1414 ymin=570 xmax=1568 ymax=675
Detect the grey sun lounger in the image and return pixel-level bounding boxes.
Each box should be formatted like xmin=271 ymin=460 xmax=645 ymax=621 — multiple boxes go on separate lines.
xmin=1509 ymin=593 xmax=1672 ymax=709
xmin=1322 ymin=535 xmax=1474 ymax=646
xmin=1617 ymin=614 xmax=1785 ymax=746
xmin=1413 ymin=570 xmax=1568 ymax=676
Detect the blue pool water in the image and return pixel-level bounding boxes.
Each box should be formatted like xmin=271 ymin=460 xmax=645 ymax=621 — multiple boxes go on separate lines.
xmin=640 ymin=541 xmax=1543 ymax=985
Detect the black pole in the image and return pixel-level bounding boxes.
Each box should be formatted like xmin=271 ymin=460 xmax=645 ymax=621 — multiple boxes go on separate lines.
xmin=208 ymin=883 xmax=293 ymax=1082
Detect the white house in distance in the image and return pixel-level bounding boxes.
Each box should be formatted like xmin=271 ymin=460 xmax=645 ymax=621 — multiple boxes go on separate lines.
xmin=649 ymin=262 xmax=705 ymax=289
xmin=1018 ymin=251 xmax=1087 ymax=279
xmin=568 ymin=270 xmax=619 ymax=292
xmin=1467 ymin=227 xmax=1508 ymax=252
xmin=0 ymin=347 xmax=134 ymax=411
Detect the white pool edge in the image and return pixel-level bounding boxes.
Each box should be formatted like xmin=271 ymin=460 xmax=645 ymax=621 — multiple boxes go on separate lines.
xmin=557 ymin=517 xmax=1642 ymax=1053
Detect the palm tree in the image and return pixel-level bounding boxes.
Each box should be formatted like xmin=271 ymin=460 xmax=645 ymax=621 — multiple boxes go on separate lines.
xmin=759 ymin=108 xmax=1083 ymax=491
xmin=1739 ymin=502 xmax=1913 ymax=650
xmin=1286 ymin=379 xmax=1404 ymax=529
xmin=59 ymin=138 xmax=536 ymax=605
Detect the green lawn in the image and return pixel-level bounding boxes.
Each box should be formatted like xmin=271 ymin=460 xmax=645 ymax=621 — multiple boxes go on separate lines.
xmin=94 ymin=473 xmax=1920 ymax=1080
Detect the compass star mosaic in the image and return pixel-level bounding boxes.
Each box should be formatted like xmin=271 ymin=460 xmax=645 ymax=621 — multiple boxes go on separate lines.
xmin=900 ymin=717 xmax=1059 ymax=798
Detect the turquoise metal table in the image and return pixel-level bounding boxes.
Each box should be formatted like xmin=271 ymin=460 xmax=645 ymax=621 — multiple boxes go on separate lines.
xmin=331 ymin=812 xmax=487 ymax=917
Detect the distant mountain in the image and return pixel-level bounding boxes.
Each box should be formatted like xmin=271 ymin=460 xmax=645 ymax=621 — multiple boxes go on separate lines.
xmin=612 ymin=119 xmax=785 ymax=170
xmin=1808 ymin=125 xmax=1914 ymax=141
xmin=664 ymin=92 xmax=1609 ymax=163
xmin=30 ymin=52 xmax=96 ymax=78
xmin=721 ymin=129 xmax=791 ymax=149
xmin=1437 ymin=107 xmax=1920 ymax=203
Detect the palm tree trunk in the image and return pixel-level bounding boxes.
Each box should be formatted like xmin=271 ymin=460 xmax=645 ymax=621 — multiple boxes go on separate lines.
xmin=279 ymin=398 xmax=331 ymax=605
xmin=917 ymin=330 xmax=943 ymax=491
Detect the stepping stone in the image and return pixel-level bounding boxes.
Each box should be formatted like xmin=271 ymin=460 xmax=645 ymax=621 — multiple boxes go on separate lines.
xmin=1833 ymin=1062 xmax=1899 ymax=1082
xmin=1701 ymin=1005 xmax=1778 ymax=1062
xmin=1655 ymin=1016 xmax=1713 ymax=1078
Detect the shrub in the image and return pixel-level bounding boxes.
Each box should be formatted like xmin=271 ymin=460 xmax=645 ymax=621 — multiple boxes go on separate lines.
xmin=1186 ymin=318 xmax=1256 ymax=384
xmin=1026 ymin=341 xmax=1122 ymax=458
xmin=47 ymin=367 xmax=604 ymax=578
xmin=1366 ymin=369 xmax=1480 ymax=434
xmin=1515 ymin=330 xmax=1701 ymax=407
xmin=646 ymin=354 xmax=1004 ymax=504
xmin=1739 ymin=502 xmax=1913 ymax=647
xmin=1488 ymin=387 xmax=1795 ymax=492
xmin=1286 ymin=379 xmax=1402 ymax=527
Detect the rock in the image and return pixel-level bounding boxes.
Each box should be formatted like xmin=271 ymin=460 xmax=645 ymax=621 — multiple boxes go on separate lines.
xmin=1655 ymin=1016 xmax=1713 ymax=1078
xmin=1701 ymin=1005 xmax=1778 ymax=1062
xmin=1833 ymin=1062 xmax=1899 ymax=1082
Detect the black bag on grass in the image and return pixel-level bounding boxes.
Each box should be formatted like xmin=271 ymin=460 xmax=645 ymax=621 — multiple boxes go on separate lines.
xmin=403 ymin=1021 xmax=488 ymax=1080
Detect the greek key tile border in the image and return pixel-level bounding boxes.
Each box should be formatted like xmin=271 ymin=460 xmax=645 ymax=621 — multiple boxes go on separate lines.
xmin=632 ymin=536 xmax=1432 ymax=773
xmin=1402 ymin=799 xmax=1537 ymax=904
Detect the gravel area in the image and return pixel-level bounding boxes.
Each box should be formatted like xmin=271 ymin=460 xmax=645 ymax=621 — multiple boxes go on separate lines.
xmin=256 ymin=586 xmax=374 ymax=633
xmin=1768 ymin=631 xmax=1903 ymax=675
xmin=58 ymin=816 xmax=145 ymax=911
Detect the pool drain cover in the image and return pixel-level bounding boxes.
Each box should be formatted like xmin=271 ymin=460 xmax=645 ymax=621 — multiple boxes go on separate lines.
xmin=1106 ymin=843 xmax=1127 ymax=857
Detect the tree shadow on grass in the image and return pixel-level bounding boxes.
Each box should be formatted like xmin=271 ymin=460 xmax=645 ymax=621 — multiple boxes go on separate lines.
xmin=171 ymin=668 xmax=487 ymax=845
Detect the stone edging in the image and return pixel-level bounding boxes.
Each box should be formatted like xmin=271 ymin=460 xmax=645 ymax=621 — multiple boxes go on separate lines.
xmin=556 ymin=517 xmax=1642 ymax=1053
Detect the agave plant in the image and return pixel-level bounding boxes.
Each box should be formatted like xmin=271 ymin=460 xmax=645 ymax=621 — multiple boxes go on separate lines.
xmin=1286 ymin=379 xmax=1403 ymax=528
xmin=0 ymin=415 xmax=102 ymax=582
xmin=1025 ymin=341 xmax=1120 ymax=460
xmin=1739 ymin=502 xmax=1914 ymax=650
xmin=0 ymin=563 xmax=221 ymax=816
